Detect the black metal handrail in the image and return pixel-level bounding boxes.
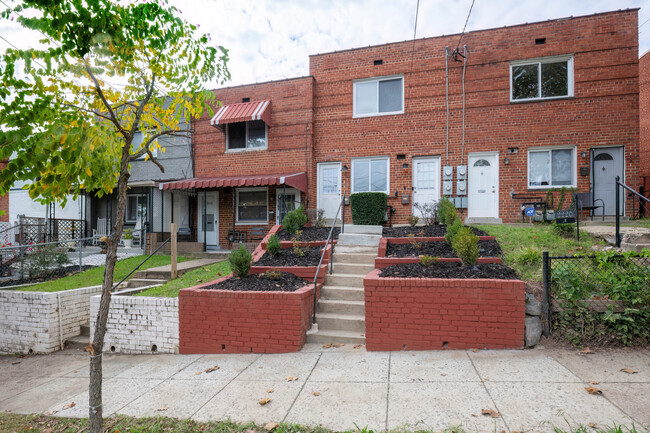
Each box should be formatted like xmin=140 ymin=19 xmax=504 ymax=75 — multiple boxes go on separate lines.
xmin=311 ymin=194 xmax=345 ymax=325
xmin=615 ymin=176 xmax=650 ymax=247
xmin=111 ymin=237 xmax=171 ymax=292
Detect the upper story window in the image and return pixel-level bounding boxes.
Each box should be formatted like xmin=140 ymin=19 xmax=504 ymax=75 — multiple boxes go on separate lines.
xmin=352 ymin=157 xmax=389 ymax=193
xmin=528 ymin=147 xmax=576 ymax=189
xmin=353 ymin=76 xmax=404 ymax=117
xmin=227 ymin=120 xmax=267 ymax=151
xmin=510 ymin=55 xmax=573 ymax=102
xmin=131 ymin=131 xmax=158 ymax=159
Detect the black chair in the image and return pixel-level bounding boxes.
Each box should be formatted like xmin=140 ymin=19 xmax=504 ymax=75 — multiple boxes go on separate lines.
xmin=250 ymin=227 xmax=266 ymax=242
xmin=573 ymin=192 xmax=605 ymax=222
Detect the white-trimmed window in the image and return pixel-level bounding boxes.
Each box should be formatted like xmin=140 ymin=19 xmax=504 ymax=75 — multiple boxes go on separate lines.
xmin=352 ymin=157 xmax=389 ymax=193
xmin=227 ymin=120 xmax=267 ymax=151
xmin=528 ymin=147 xmax=576 ymax=188
xmin=132 ymin=131 xmax=159 ymax=160
xmin=126 ymin=194 xmax=148 ymax=223
xmin=510 ymin=55 xmax=573 ymax=102
xmin=236 ymin=187 xmax=268 ymax=224
xmin=353 ymin=76 xmax=404 ymax=117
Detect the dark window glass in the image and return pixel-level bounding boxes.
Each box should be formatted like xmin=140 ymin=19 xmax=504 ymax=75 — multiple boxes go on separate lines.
xmin=238 ymin=191 xmax=267 ymax=222
xmin=247 ymin=120 xmax=266 ymax=148
xmin=512 ymin=64 xmax=539 ymax=100
xmin=228 ymin=123 xmax=246 ymax=149
xmin=378 ymin=79 xmax=402 ymax=112
xmin=541 ymin=61 xmax=568 ymax=97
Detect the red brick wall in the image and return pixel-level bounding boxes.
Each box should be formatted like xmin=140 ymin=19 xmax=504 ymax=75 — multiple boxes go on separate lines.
xmin=179 ymin=276 xmax=314 ymax=354
xmin=641 ymin=51 xmax=650 ymax=177
xmin=310 ymin=10 xmax=640 ymax=223
xmin=364 ymin=269 xmax=525 ymax=350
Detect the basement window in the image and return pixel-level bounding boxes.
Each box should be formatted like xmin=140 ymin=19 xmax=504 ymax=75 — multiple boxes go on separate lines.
xmin=510 ymin=55 xmax=573 ymax=102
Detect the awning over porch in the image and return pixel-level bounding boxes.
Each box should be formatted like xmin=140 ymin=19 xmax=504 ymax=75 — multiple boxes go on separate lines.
xmin=160 ymin=172 xmax=307 ymax=192
xmin=210 ymin=100 xmax=271 ymax=128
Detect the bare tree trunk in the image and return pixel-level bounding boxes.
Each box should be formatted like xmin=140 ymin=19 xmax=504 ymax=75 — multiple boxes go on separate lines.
xmin=88 ymin=148 xmax=131 ymax=433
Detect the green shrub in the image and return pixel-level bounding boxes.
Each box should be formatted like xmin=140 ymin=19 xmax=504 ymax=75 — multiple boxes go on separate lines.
xmin=350 ymin=192 xmax=387 ymax=225
xmin=407 ymin=214 xmax=419 ymax=227
xmin=553 ymin=222 xmax=575 ymax=238
xmin=514 ymin=246 xmax=542 ymax=266
xmin=228 ymin=245 xmax=252 ymax=278
xmin=444 ymin=218 xmax=463 ymax=246
xmin=438 ymin=197 xmax=457 ymax=226
xmin=266 ymin=234 xmax=281 ymax=256
xmin=282 ymin=205 xmax=307 ymax=234
xmin=413 ymin=201 xmax=440 ymax=226
xmin=420 ymin=255 xmax=438 ymax=267
xmin=263 ymin=269 xmax=282 ymax=280
xmin=453 ymin=227 xmax=479 ymax=266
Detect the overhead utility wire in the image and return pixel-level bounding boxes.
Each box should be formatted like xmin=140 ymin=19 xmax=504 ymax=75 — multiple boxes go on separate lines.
xmin=456 ymin=0 xmax=475 ymax=52
xmin=409 ymin=0 xmax=420 ymax=72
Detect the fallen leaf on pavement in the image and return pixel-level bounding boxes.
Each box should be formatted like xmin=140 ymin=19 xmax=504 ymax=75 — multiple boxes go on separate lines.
xmin=481 ymin=409 xmax=500 ymax=418
xmin=73 ymin=370 xmax=79 ymax=373
xmin=83 ymin=342 xmax=94 ymax=356
xmin=580 ymin=348 xmax=593 ymax=354
xmin=157 ymin=406 xmax=168 ymax=412
xmin=259 ymin=398 xmax=271 ymax=406
xmin=312 ymin=391 xmax=321 ymax=396
xmin=205 ymin=366 xmax=220 ymax=373
xmin=353 ymin=344 xmax=362 ymax=349
xmin=267 ymin=388 xmax=274 ymax=393
xmin=264 ymin=422 xmax=279 ymax=431
xmin=620 ymin=368 xmax=637 ymax=374
xmin=471 ymin=349 xmax=479 ymax=353
xmin=194 ymin=371 xmax=203 ymax=375
xmin=471 ymin=414 xmax=478 ymax=417
xmin=322 ymin=343 xmax=332 ymax=349
xmin=43 ymin=410 xmax=57 ymax=416
xmin=585 ymin=386 xmax=603 ymax=395
xmin=333 ymin=343 xmax=342 ymax=348
xmin=285 ymin=376 xmax=298 ymax=382
xmin=588 ymin=422 xmax=598 ymax=428
xmin=589 ymin=380 xmax=599 ymax=385
xmin=440 ymin=373 xmax=447 ymax=376
xmin=62 ymin=402 xmax=76 ymax=410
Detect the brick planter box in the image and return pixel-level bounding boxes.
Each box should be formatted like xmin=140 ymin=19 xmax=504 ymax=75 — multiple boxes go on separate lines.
xmin=364 ymin=269 xmax=525 ymax=351
xmin=179 ymin=274 xmax=316 ymax=354
xmin=261 ymin=225 xmax=338 ymax=249
xmin=376 ymin=238 xmax=501 ymax=268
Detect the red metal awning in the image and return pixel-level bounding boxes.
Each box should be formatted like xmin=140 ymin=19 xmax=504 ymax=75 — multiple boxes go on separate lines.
xmin=210 ymin=100 xmax=271 ymax=127
xmin=160 ymin=172 xmax=307 ymax=192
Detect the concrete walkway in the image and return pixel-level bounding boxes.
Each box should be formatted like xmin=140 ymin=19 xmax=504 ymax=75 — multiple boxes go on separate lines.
xmin=0 ymin=345 xmax=648 ymax=432
xmin=132 ymin=258 xmax=221 ymax=279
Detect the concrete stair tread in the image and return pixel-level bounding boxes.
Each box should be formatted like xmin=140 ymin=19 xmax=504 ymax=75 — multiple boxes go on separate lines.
xmin=342 ymin=225 xmax=383 ymax=235
xmin=329 ymin=272 xmax=367 ymax=278
xmin=306 ymin=329 xmax=365 ymax=344
xmin=65 ymin=334 xmax=90 ymax=350
xmin=316 ymin=312 xmax=365 ymax=321
xmin=318 ymin=299 xmax=364 ymax=306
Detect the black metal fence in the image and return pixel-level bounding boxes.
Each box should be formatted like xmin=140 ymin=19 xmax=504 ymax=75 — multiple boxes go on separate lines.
xmin=542 ymin=251 xmax=650 ymax=347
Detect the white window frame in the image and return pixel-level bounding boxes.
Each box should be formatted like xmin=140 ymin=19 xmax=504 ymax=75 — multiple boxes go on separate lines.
xmin=132 ymin=131 xmax=159 ymax=160
xmin=226 ymin=121 xmax=268 ymax=152
xmin=351 ymin=157 xmax=390 ymax=194
xmin=510 ymin=55 xmax=574 ymax=102
xmin=527 ymin=146 xmax=577 ymax=189
xmin=276 ymin=188 xmax=301 ymax=225
xmin=353 ymin=75 xmax=404 ymax=118
xmin=235 ymin=187 xmax=268 ymax=225
xmin=125 ymin=193 xmax=147 ymax=223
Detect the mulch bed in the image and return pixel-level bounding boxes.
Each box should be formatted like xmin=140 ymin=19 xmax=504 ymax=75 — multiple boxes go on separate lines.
xmin=276 ymin=226 xmax=340 ymax=241
xmin=255 ymin=246 xmax=324 ymax=267
xmin=386 ymin=239 xmax=502 ymax=258
xmin=379 ymin=262 xmax=519 ymax=279
xmin=382 ymin=225 xmax=490 ymax=237
xmin=202 ymin=271 xmax=308 ymax=292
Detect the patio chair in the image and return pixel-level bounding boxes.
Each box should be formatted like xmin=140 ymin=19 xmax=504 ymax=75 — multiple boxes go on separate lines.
xmin=250 ymin=227 xmax=266 ymax=243
xmin=93 ymin=218 xmax=109 ymax=245
xmin=573 ymin=192 xmax=605 ymax=222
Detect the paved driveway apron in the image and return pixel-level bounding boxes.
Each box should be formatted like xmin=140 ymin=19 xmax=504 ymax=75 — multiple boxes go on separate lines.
xmin=1 ymin=345 xmax=648 ymax=432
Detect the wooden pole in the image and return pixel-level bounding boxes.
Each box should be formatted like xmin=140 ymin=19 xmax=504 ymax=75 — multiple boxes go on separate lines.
xmin=171 ymin=222 xmax=178 ymax=279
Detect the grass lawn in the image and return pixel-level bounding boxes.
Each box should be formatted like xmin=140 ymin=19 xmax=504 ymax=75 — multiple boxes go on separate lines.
xmin=477 ymin=224 xmax=605 ymax=282
xmin=20 ymin=255 xmax=191 ymax=293
xmin=135 ymin=260 xmax=231 ymax=297
xmin=0 ymin=413 xmax=642 ymax=433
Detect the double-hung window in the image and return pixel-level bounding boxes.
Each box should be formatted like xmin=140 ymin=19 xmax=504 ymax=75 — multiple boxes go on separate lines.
xmin=236 ymin=188 xmax=268 ymax=224
xmin=126 ymin=194 xmax=148 ymax=223
xmin=227 ymin=120 xmax=267 ymax=151
xmin=528 ymin=148 xmax=576 ymax=188
xmin=511 ymin=55 xmax=573 ymax=102
xmin=353 ymin=76 xmax=403 ymax=117
xmin=352 ymin=157 xmax=389 ymax=193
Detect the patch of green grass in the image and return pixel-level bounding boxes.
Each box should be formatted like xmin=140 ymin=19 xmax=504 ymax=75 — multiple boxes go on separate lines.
xmin=20 ymin=255 xmax=191 ymax=293
xmin=476 ymin=224 xmax=605 ymax=282
xmin=135 ymin=260 xmax=231 ymax=297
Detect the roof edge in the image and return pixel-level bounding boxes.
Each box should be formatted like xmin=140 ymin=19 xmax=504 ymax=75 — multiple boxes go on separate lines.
xmin=209 ymin=75 xmax=314 ymax=92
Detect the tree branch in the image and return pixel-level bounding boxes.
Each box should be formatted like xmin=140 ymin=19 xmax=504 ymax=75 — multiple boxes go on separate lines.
xmin=129 ymin=129 xmax=189 ymax=160
xmin=62 ymin=103 xmax=114 ymax=123
xmin=129 ymin=73 xmax=156 ymax=139
xmin=83 ymin=61 xmax=128 ymax=139
xmin=146 ymin=148 xmax=165 ymax=173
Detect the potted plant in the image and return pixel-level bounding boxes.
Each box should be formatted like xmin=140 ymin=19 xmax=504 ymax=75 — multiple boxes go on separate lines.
xmin=123 ymin=229 xmax=133 ymax=248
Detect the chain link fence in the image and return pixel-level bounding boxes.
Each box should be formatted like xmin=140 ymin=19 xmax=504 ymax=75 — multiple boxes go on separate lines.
xmin=543 ymin=251 xmax=650 ymax=347
xmin=0 ymin=228 xmax=146 ymax=289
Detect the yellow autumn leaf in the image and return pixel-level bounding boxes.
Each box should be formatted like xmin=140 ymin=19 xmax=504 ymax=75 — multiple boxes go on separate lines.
xmin=85 ymin=168 xmax=92 ymax=177
xmin=59 ymin=134 xmax=67 ymax=144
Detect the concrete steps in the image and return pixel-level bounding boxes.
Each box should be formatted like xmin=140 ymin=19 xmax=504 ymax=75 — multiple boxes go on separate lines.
xmin=331 ymin=263 xmax=375 ymax=275
xmin=324 ymin=274 xmax=366 ymax=287
xmin=65 ymin=322 xmax=90 ymax=350
xmin=321 ymin=286 xmax=365 ymax=302
xmin=318 ymin=299 xmax=365 ymax=315
xmin=306 ymin=329 xmax=366 ymax=344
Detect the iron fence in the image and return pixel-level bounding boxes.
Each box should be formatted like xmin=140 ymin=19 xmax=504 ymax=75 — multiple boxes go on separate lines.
xmin=0 ymin=228 xmax=146 ymax=289
xmin=542 ymin=251 xmax=650 ymax=347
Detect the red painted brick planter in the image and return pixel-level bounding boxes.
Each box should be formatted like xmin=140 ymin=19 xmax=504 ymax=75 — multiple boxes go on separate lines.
xmin=364 ymin=269 xmax=525 ymax=351
xmin=179 ymin=274 xmax=315 ymax=354
xmin=261 ymin=225 xmax=338 ymax=249
xmin=376 ymin=237 xmax=501 ymax=268
xmin=378 ymin=237 xmax=495 ymax=256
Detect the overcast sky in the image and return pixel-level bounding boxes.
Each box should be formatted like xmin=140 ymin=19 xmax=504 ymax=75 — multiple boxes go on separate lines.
xmin=0 ymin=0 xmax=648 ymax=88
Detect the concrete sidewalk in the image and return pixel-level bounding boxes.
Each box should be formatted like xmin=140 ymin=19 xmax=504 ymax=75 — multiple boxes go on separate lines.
xmin=1 ymin=345 xmax=648 ymax=432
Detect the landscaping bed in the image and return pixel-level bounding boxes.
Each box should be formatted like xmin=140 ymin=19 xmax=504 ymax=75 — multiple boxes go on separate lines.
xmin=276 ymin=226 xmax=340 ymax=241
xmin=385 ymin=239 xmax=502 ymax=257
xmin=200 ymin=271 xmax=308 ymax=292
xmin=382 ymin=225 xmax=490 ymax=237
xmin=379 ymin=262 xmax=518 ymax=279
xmin=254 ymin=246 xmax=325 ymax=267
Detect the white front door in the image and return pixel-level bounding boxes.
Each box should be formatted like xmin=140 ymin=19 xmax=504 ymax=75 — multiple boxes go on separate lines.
xmin=412 ymin=157 xmax=440 ymax=218
xmin=593 ymin=147 xmax=624 ymax=215
xmin=317 ymin=162 xmax=341 ymax=219
xmin=199 ymin=191 xmax=219 ymax=248
xmin=468 ymin=153 xmax=499 ymax=219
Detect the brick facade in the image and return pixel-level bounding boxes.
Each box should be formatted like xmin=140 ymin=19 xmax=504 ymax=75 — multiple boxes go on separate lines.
xmin=641 ymin=51 xmax=650 ymax=179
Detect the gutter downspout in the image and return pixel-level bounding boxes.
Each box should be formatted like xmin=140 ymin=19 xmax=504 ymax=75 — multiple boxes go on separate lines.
xmin=57 ymin=293 xmax=64 ymax=351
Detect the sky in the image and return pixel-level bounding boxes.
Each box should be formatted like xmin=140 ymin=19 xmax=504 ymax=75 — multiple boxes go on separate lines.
xmin=0 ymin=0 xmax=648 ymax=88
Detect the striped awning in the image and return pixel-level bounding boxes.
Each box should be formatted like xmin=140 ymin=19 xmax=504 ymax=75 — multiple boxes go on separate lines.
xmin=160 ymin=172 xmax=307 ymax=193
xmin=210 ymin=100 xmax=271 ymax=127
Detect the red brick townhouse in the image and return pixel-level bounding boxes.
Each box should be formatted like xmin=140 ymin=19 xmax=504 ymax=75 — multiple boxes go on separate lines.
xmin=641 ymin=49 xmax=650 ymax=181
xmin=159 ymin=9 xmax=640 ymax=250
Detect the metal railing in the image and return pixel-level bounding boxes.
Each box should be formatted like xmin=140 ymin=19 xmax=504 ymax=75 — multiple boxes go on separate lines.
xmin=311 ymin=194 xmax=346 ymax=324
xmin=615 ymin=176 xmax=650 ymax=247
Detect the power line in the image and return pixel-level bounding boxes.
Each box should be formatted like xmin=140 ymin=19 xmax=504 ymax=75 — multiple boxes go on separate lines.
xmin=409 ymin=0 xmax=421 ymax=72
xmin=640 ymin=17 xmax=650 ymax=29
xmin=456 ymin=0 xmax=475 ymax=52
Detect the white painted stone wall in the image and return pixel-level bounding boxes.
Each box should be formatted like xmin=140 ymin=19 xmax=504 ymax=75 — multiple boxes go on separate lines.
xmin=90 ymin=294 xmax=178 ymax=354
xmin=0 ymin=286 xmax=101 ymax=354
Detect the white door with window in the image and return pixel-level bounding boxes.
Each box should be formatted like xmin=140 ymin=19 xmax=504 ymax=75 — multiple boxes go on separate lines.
xmin=412 ymin=157 xmax=440 ymax=218
xmin=317 ymin=162 xmax=341 ymax=219
xmin=468 ymin=153 xmax=499 ymax=219
xmin=593 ymin=147 xmax=624 ymax=215
xmin=198 ymin=191 xmax=219 ymax=248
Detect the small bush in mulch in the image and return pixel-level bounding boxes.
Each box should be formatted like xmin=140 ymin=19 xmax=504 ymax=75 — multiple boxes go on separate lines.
xmin=201 ymin=271 xmax=308 ymax=292
xmin=282 ymin=205 xmax=308 ymax=235
xmin=386 ymin=239 xmax=502 ymax=258
xmin=276 ymin=226 xmax=340 ymax=241
xmin=228 ymin=245 xmax=252 ymax=277
xmin=255 ymin=246 xmax=324 ymax=267
xmin=382 ymin=225 xmax=490 ymax=238
xmin=266 ymin=234 xmax=281 ymax=256
xmin=379 ymin=262 xmax=519 ymax=279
